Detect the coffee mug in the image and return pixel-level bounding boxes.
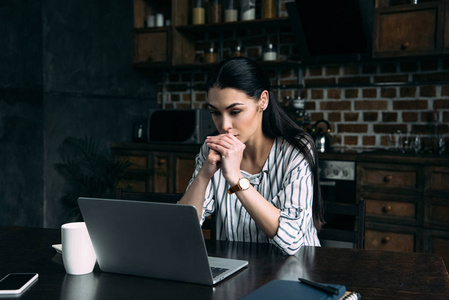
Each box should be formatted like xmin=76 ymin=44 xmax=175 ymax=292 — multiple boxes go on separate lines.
xmin=61 ymin=222 xmax=96 ymax=275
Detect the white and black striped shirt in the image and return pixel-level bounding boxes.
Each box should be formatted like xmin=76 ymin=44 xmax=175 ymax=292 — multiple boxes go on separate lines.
xmin=186 ymin=136 xmax=320 ymax=255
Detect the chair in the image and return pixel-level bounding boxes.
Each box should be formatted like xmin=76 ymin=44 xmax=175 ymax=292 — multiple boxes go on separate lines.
xmin=115 ymin=188 xmax=215 ymax=240
xmin=318 ymin=200 xmax=366 ymax=249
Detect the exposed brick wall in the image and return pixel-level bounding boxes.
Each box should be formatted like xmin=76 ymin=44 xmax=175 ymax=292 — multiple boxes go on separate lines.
xmin=156 ymin=1 xmax=449 ymax=153
xmin=159 ymin=57 xmax=449 ymax=153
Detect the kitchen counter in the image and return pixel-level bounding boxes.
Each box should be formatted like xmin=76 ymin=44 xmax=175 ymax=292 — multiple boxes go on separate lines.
xmin=318 ymin=149 xmax=449 ymax=166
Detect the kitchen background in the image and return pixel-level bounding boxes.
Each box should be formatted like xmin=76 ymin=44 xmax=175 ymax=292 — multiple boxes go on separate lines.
xmin=0 ymin=0 xmax=448 ymax=229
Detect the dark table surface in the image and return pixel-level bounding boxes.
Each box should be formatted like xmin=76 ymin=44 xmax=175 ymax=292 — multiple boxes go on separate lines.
xmin=0 ymin=226 xmax=448 ymax=300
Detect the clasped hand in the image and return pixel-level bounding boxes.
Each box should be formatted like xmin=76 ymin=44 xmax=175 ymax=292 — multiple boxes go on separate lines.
xmin=203 ymin=133 xmax=245 ymax=185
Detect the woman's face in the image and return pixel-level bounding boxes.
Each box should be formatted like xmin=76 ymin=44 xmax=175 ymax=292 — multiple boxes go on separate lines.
xmin=207 ymin=87 xmax=268 ymax=144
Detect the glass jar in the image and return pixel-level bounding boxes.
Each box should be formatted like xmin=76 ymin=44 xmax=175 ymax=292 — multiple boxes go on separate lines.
xmin=209 ymin=0 xmax=222 ymax=24
xmin=205 ymin=47 xmax=218 ymax=63
xmin=240 ymin=0 xmax=255 ymax=21
xmin=232 ymin=45 xmax=245 ymax=57
xmin=262 ymin=0 xmax=277 ymax=19
xmin=192 ymin=0 xmax=205 ymax=25
xmin=224 ymin=0 xmax=238 ymax=22
xmin=263 ymin=43 xmax=277 ymax=61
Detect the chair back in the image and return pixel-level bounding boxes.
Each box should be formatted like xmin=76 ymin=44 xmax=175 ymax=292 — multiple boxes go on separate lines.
xmin=318 ymin=200 xmax=365 ymax=249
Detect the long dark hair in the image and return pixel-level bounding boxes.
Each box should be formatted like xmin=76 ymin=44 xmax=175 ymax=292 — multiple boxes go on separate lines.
xmin=206 ymin=57 xmax=324 ymax=231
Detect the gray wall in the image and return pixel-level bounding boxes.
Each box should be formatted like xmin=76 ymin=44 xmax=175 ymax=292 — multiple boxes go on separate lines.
xmin=1 ymin=0 xmax=158 ymax=228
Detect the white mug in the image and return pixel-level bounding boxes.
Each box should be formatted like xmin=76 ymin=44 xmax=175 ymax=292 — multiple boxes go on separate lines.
xmin=61 ymin=222 xmax=96 ymax=275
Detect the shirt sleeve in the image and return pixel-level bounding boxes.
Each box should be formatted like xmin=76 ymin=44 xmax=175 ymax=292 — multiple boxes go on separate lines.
xmin=185 ymin=142 xmax=215 ymax=225
xmin=270 ymin=153 xmax=319 ymax=255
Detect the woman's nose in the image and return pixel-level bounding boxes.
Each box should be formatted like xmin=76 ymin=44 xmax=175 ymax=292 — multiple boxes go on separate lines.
xmin=220 ymin=116 xmax=232 ymax=133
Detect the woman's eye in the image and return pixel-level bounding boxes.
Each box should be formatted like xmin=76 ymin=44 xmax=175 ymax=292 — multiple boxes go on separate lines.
xmin=230 ymin=110 xmax=241 ymax=115
xmin=209 ymin=110 xmax=220 ymax=116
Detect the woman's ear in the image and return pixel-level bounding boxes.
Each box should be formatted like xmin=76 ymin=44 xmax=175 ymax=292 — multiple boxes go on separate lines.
xmin=259 ymin=90 xmax=269 ymax=111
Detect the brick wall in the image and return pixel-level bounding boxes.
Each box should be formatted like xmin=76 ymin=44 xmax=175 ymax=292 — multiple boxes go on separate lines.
xmin=156 ymin=1 xmax=449 ymax=153
xmin=159 ymin=57 xmax=449 ymax=153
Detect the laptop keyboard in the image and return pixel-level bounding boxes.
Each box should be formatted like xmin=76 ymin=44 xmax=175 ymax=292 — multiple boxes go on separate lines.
xmin=211 ymin=267 xmax=229 ymax=278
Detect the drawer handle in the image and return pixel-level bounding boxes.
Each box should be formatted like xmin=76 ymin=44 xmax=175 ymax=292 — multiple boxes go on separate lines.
xmin=401 ymin=42 xmax=410 ymax=50
xmin=382 ymin=205 xmax=392 ymax=213
xmin=157 ymin=159 xmax=167 ymax=166
xmin=381 ymin=236 xmax=391 ymax=244
xmin=383 ymin=175 xmax=393 ymax=183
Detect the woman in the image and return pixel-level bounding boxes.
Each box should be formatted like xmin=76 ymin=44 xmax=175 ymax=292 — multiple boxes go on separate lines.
xmin=179 ymin=57 xmax=324 ymax=255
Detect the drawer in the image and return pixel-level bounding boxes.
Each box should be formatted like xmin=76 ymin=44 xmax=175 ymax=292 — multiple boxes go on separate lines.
xmin=365 ymin=229 xmax=414 ymax=252
xmin=366 ymin=199 xmax=416 ymax=219
xmin=117 ymin=179 xmax=147 ymax=193
xmin=357 ymin=163 xmax=419 ymax=191
xmin=117 ymin=155 xmax=148 ymax=169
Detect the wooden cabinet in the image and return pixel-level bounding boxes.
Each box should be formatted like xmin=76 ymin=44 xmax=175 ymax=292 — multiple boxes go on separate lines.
xmin=357 ymin=154 xmax=449 ymax=265
xmin=133 ymin=0 xmax=295 ymax=69
xmin=111 ymin=143 xmax=200 ymax=193
xmin=373 ymin=1 xmax=447 ymax=57
xmin=133 ymin=0 xmax=194 ymax=66
xmin=445 ymin=1 xmax=449 ymax=53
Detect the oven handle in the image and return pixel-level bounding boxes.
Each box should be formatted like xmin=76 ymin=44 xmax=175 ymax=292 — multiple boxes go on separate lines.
xmin=319 ymin=180 xmax=336 ymax=186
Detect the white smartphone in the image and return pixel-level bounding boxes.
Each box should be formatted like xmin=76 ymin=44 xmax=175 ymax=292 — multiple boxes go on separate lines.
xmin=0 ymin=273 xmax=39 ymax=295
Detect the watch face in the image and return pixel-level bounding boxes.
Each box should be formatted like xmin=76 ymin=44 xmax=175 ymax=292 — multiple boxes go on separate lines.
xmin=239 ymin=178 xmax=251 ymax=189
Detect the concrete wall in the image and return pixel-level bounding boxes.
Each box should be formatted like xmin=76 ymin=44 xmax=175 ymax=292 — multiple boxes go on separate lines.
xmin=1 ymin=0 xmax=158 ymax=228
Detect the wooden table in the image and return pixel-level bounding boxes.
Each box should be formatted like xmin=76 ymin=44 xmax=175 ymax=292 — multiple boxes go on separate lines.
xmin=0 ymin=226 xmax=448 ymax=299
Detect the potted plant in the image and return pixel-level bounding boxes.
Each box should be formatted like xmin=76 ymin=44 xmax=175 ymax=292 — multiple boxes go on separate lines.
xmin=54 ymin=136 xmax=132 ymax=222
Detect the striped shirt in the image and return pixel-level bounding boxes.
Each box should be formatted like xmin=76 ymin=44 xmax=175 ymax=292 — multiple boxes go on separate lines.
xmin=186 ymin=136 xmax=320 ymax=255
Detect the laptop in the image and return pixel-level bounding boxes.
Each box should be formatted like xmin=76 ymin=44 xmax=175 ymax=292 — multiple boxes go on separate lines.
xmin=77 ymin=197 xmax=248 ymax=285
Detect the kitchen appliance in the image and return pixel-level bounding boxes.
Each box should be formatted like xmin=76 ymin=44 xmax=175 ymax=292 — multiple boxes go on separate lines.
xmin=285 ymin=0 xmax=374 ymax=63
xmin=318 ymin=159 xmax=357 ymax=248
xmin=147 ymin=109 xmax=216 ymax=144
xmin=311 ymin=119 xmax=332 ymax=153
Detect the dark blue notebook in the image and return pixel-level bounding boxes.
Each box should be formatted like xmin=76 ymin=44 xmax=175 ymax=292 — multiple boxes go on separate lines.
xmin=240 ymin=279 xmax=346 ymax=300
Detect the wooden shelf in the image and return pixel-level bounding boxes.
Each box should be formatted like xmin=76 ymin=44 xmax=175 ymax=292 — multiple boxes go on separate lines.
xmin=176 ymin=17 xmax=291 ymax=33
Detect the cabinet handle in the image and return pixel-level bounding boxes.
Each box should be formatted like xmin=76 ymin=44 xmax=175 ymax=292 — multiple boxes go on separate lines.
xmin=401 ymin=42 xmax=410 ymax=50
xmin=383 ymin=175 xmax=393 ymax=183
xmin=381 ymin=236 xmax=391 ymax=244
xmin=157 ymin=159 xmax=167 ymax=166
xmin=382 ymin=205 xmax=392 ymax=213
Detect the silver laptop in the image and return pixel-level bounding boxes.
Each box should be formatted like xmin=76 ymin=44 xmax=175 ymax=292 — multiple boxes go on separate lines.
xmin=77 ymin=197 xmax=248 ymax=285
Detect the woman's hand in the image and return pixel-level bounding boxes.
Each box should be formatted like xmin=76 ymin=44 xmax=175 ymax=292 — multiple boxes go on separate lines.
xmin=205 ymin=133 xmax=245 ymax=185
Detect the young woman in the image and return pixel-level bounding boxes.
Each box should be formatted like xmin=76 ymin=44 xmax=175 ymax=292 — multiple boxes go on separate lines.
xmin=179 ymin=57 xmax=324 ymax=255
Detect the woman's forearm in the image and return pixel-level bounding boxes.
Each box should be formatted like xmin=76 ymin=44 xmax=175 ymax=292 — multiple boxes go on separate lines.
xmin=178 ymin=171 xmax=211 ymax=222
xmin=235 ymin=187 xmax=280 ymax=238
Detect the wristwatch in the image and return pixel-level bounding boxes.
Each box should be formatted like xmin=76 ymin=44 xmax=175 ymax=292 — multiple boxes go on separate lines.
xmin=228 ymin=177 xmax=251 ymax=194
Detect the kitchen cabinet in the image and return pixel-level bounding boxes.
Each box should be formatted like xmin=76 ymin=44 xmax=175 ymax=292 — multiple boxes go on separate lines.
xmin=133 ymin=0 xmax=194 ymax=66
xmin=133 ymin=0 xmax=297 ymax=69
xmin=373 ymin=1 xmax=446 ymax=57
xmin=111 ymin=143 xmax=200 ymax=193
xmin=445 ymin=1 xmax=449 ymax=53
xmin=357 ymin=153 xmax=449 ymax=265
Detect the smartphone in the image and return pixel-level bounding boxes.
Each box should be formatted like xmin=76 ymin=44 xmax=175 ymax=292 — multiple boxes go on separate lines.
xmin=0 ymin=273 xmax=39 ymax=295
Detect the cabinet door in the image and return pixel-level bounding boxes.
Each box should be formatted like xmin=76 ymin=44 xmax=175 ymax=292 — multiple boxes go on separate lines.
xmin=151 ymin=153 xmax=170 ymax=193
xmin=426 ymin=231 xmax=449 ymax=267
xmin=174 ymin=153 xmax=196 ymax=193
xmin=445 ymin=1 xmax=449 ymax=53
xmin=115 ymin=153 xmax=151 ymax=192
xmin=373 ymin=3 xmax=445 ymax=57
xmin=133 ymin=29 xmax=171 ymax=64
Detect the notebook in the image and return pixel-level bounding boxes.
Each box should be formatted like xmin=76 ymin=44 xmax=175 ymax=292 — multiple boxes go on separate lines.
xmin=77 ymin=197 xmax=248 ymax=285
xmin=240 ymin=279 xmax=350 ymax=300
